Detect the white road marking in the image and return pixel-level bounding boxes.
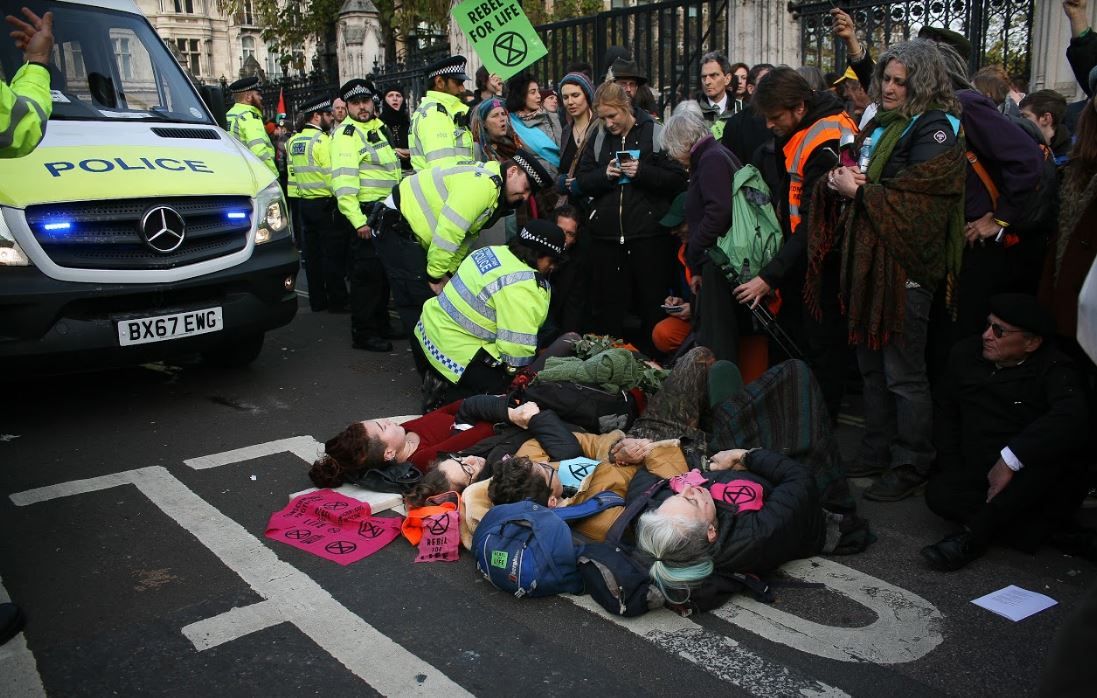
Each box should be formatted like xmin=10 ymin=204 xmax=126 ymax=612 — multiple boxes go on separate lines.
xmin=564 ymin=594 xmax=849 ymax=697
xmin=713 ymin=557 xmax=944 ymax=664
xmin=0 ymin=577 xmax=45 ymax=698
xmin=183 ymin=435 xmax=321 ymax=470
xmin=10 ymin=467 xmax=471 ymax=696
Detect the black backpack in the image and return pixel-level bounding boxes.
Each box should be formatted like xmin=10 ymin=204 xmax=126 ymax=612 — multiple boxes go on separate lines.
xmin=574 ymin=480 xmax=667 ymax=616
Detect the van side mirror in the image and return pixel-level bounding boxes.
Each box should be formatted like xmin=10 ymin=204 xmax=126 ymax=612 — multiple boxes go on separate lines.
xmin=199 ymin=84 xmax=228 ymax=129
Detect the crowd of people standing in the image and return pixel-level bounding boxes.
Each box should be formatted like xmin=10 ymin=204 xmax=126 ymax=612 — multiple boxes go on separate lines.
xmin=224 ymin=3 xmax=1097 ymax=583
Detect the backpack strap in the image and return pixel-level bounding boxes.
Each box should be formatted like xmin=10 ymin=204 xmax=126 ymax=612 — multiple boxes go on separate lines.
xmin=604 ymin=479 xmax=668 ymax=544
xmin=593 ymin=119 xmax=663 ymax=164
xmin=552 ymin=491 xmax=625 ymax=522
xmin=965 ymin=150 xmax=1000 ymax=209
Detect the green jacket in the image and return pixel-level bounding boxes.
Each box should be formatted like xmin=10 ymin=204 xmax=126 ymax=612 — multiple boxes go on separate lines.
xmin=409 ymin=90 xmax=474 ymax=171
xmin=226 ymin=102 xmax=277 ymax=176
xmin=286 ymin=125 xmax=331 ymax=200
xmin=416 ymin=244 xmax=550 ymax=383
xmin=330 ymin=117 xmax=401 ymax=228
xmin=1 ymin=63 xmax=52 ymax=159
xmin=397 ymin=161 xmax=504 ymax=280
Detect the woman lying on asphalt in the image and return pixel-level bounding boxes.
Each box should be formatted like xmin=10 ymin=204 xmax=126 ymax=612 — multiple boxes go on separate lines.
xmin=308 ymin=397 xmax=543 ymax=492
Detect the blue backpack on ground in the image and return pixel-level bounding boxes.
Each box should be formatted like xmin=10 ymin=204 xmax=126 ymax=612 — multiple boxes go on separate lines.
xmin=473 ymin=492 xmax=625 ymax=598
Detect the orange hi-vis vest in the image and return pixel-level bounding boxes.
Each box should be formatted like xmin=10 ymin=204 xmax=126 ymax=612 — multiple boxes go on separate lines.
xmin=782 ymin=112 xmax=858 ymax=233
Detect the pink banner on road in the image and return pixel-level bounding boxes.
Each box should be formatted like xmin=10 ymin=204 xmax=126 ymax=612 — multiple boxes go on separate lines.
xmin=265 ymin=490 xmax=402 ymax=565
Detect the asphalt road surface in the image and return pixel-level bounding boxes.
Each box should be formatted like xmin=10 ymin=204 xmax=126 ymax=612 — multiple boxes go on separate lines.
xmin=2 ymin=300 xmax=1094 ymax=697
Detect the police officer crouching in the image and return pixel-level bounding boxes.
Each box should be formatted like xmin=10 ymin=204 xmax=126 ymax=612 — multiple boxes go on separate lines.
xmin=331 ymin=78 xmax=403 ymax=351
xmin=286 ymin=96 xmax=335 ymax=311
xmin=414 ymin=220 xmax=566 ymax=410
xmin=367 ymin=149 xmax=551 ymax=366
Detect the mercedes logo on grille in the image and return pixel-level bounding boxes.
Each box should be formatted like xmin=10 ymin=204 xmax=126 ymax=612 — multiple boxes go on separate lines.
xmin=139 ymin=206 xmax=186 ymax=253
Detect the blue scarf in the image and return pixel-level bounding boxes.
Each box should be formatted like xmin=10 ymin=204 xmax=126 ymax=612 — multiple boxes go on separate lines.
xmin=510 ymin=113 xmax=560 ymax=168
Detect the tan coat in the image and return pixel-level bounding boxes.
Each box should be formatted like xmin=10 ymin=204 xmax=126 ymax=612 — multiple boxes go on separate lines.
xmin=459 ymin=431 xmax=688 ymax=549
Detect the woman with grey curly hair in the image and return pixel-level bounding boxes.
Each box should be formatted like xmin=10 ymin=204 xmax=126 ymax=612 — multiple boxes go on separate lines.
xmin=813 ymin=38 xmax=966 ymax=503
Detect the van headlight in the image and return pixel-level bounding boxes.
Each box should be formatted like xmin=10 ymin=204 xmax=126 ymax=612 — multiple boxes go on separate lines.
xmin=0 ymin=211 xmax=31 ymax=267
xmin=255 ymin=180 xmax=290 ymax=245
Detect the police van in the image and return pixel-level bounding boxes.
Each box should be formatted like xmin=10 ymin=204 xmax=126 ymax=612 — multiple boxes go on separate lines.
xmin=0 ymin=0 xmax=298 ymax=371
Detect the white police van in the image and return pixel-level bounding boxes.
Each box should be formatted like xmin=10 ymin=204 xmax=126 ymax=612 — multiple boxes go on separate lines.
xmin=0 ymin=0 xmax=298 ymax=371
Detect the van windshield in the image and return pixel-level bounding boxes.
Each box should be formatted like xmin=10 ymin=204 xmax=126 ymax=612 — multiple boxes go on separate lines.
xmin=0 ymin=1 xmax=211 ymax=124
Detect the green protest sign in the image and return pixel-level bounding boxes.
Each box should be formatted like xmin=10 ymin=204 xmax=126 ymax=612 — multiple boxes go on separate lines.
xmin=452 ymin=0 xmax=548 ymax=80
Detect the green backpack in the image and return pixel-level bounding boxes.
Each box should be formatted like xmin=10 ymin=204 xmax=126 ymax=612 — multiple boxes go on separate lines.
xmin=713 ymin=164 xmax=783 ymax=282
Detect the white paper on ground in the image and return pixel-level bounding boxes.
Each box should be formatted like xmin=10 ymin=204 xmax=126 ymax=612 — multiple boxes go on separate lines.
xmin=971 ymin=584 xmax=1058 ymax=622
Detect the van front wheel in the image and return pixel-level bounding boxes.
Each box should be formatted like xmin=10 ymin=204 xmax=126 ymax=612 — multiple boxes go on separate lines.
xmin=202 ymin=332 xmax=264 ymax=368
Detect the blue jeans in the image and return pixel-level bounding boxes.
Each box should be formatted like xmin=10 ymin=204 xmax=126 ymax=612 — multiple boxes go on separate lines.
xmin=856 ymin=286 xmax=935 ymax=475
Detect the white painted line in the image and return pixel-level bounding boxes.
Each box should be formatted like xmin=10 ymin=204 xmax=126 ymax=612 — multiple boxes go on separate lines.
xmin=712 ymin=557 xmax=944 ymax=664
xmin=182 ymin=600 xmax=284 ymax=651
xmin=11 ymin=467 xmax=471 ymax=696
xmin=563 ymin=594 xmax=849 ymax=697
xmin=0 ymin=577 xmax=46 ymax=698
xmin=183 ymin=435 xmax=322 ymax=470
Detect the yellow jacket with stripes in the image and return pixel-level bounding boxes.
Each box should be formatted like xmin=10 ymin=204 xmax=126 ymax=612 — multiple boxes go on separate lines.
xmin=0 ymin=63 xmax=52 ymax=159
xmin=397 ymin=161 xmax=504 ymax=280
xmin=415 ymin=244 xmax=549 ymax=383
xmin=285 ymin=124 xmax=332 ymax=200
xmin=408 ymin=90 xmax=474 ymax=171
xmin=226 ymin=102 xmax=277 ymax=176
xmin=330 ymin=116 xmax=401 ymax=229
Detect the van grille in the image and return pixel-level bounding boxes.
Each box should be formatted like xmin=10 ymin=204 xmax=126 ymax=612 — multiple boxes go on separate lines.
xmin=25 ymin=196 xmax=252 ymax=270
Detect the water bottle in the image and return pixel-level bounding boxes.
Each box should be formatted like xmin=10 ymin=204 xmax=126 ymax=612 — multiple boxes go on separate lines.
xmin=858 ymin=136 xmax=874 ymax=172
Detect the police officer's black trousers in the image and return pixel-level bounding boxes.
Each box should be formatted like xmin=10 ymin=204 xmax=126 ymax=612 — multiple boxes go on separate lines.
xmin=373 ymin=217 xmax=434 ymax=339
xmin=412 ymin=341 xmax=511 ymax=405
xmin=349 ymin=235 xmax=391 ymax=343
xmin=298 ymin=197 xmax=335 ymax=311
xmin=319 ymin=210 xmax=352 ymax=310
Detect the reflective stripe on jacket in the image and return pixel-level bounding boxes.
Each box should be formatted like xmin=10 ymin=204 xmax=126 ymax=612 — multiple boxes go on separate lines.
xmin=330 ymin=117 xmax=400 ymax=228
xmin=415 ymin=244 xmax=550 ymax=383
xmin=286 ymin=125 xmax=332 ymax=200
xmin=409 ymin=90 xmax=474 ymax=171
xmin=397 ymin=161 xmax=503 ymax=279
xmin=0 ymin=63 xmax=51 ymax=159
xmin=782 ymin=112 xmax=857 ymax=232
xmin=226 ymin=103 xmax=277 ymax=176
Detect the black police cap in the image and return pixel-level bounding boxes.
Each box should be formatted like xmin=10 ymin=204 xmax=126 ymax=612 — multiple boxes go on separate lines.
xmin=340 ymin=79 xmax=373 ymax=103
xmin=510 ymin=149 xmax=552 ymax=193
xmin=228 ymin=76 xmax=261 ymax=93
xmin=427 ymin=55 xmax=469 ymax=82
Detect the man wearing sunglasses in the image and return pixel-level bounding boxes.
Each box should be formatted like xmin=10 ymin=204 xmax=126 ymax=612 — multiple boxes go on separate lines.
xmin=922 ymin=293 xmax=1091 ymax=571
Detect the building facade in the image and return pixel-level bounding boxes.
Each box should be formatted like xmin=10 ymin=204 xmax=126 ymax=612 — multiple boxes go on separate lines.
xmin=136 ymin=0 xmax=320 ymax=84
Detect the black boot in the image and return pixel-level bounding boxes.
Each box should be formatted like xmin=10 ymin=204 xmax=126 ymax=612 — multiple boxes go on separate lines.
xmin=0 ymin=602 xmax=26 ymax=645
xmin=920 ymin=532 xmax=984 ymax=571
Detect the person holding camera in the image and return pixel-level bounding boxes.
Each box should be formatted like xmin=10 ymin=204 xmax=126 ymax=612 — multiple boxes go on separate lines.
xmin=576 ymin=82 xmax=687 ymax=351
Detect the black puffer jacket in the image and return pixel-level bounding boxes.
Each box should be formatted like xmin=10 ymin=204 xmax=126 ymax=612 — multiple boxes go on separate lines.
xmin=576 ymin=108 xmax=688 ymax=242
xmin=628 ymin=448 xmax=825 ymax=576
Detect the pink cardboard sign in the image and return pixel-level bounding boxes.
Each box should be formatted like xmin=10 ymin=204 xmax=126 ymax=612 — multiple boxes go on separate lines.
xmin=414 ymin=510 xmax=461 ymax=563
xmin=265 ymin=490 xmax=402 ymax=565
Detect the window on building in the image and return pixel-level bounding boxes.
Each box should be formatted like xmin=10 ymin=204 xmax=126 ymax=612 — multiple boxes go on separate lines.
xmin=265 ymin=45 xmax=280 ymax=77
xmin=241 ymin=36 xmax=256 ymax=64
xmin=113 ymin=36 xmax=133 ymax=80
xmin=236 ymin=1 xmax=256 ymax=25
xmin=170 ymin=0 xmax=195 ymax=13
xmin=176 ymin=38 xmax=201 ymax=76
xmin=205 ymin=39 xmax=213 ymax=78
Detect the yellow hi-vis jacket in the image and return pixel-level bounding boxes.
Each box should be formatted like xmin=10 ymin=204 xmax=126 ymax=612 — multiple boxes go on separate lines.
xmin=408 ymin=90 xmax=474 ymax=171
xmin=286 ymin=124 xmax=332 ymax=200
xmin=398 ymin=161 xmax=504 ymax=281
xmin=415 ymin=244 xmax=550 ymax=383
xmin=330 ymin=116 xmax=401 ymax=229
xmin=1 ymin=63 xmax=51 ymax=159
xmin=226 ymin=102 xmax=278 ymax=176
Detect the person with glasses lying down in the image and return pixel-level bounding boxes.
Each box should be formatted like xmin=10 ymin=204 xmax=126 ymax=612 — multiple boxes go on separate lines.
xmin=459 ymin=347 xmax=868 ymax=571
xmin=920 ymin=294 xmax=1091 ymax=572
xmin=308 ymin=397 xmax=574 ymax=497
